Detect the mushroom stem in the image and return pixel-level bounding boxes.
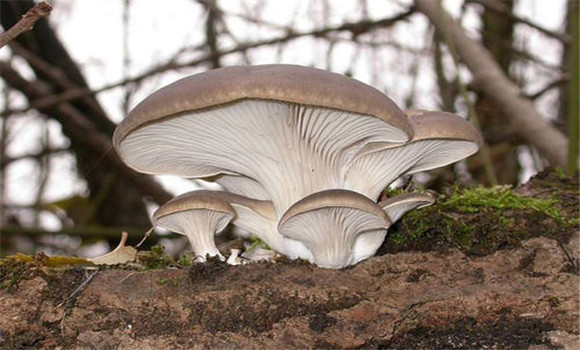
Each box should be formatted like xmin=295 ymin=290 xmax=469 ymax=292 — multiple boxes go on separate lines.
xmin=165 ymin=210 xmax=228 ymax=261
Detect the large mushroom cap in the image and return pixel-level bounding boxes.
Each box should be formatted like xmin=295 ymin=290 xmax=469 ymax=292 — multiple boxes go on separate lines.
xmin=114 ymin=65 xmax=413 ymax=214
xmin=406 ymin=110 xmax=482 ymax=146
xmin=278 ymin=189 xmax=389 ymax=269
xmin=113 ymin=64 xmax=411 ymax=148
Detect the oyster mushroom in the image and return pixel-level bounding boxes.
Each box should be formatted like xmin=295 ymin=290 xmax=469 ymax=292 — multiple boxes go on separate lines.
xmin=380 ymin=191 xmax=436 ymax=223
xmin=113 ymin=64 xmax=412 ymax=215
xmin=350 ymin=192 xmax=436 ymax=264
xmin=346 ymin=110 xmax=482 ymax=200
xmin=153 ymin=192 xmax=234 ymax=261
xmin=278 ymin=189 xmax=390 ymax=269
xmin=154 ymin=190 xmax=286 ymax=258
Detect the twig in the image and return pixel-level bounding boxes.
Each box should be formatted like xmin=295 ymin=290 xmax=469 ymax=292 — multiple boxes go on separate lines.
xmin=135 ymin=227 xmax=155 ymax=248
xmin=468 ymin=0 xmax=570 ymax=44
xmin=0 ymin=1 xmax=53 ymax=49
xmin=55 ymin=269 xmax=99 ymax=309
xmin=0 ymin=146 xmax=69 ymax=169
xmin=556 ymin=239 xmax=579 ymax=275
xmin=526 ymin=76 xmax=570 ymax=100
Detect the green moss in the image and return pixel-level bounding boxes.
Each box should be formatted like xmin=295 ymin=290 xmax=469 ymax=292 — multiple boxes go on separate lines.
xmin=440 ymin=186 xmax=568 ymax=223
xmin=137 ymin=245 xmax=177 ymax=269
xmin=35 ymin=253 xmax=93 ymax=268
xmin=176 ymin=251 xmax=195 ymax=267
xmin=382 ymin=180 xmax=577 ymax=256
xmin=0 ymin=253 xmax=93 ymax=290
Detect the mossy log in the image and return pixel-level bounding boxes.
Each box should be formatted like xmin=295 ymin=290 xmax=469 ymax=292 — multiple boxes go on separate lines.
xmin=0 ymin=170 xmax=578 ymax=349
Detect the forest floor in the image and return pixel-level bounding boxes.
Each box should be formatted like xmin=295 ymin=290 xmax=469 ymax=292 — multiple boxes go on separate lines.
xmin=1 ymin=170 xmax=578 ymax=349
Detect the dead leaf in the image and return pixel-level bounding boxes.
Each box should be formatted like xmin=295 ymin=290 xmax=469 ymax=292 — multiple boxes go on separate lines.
xmin=88 ymin=232 xmax=137 ymax=265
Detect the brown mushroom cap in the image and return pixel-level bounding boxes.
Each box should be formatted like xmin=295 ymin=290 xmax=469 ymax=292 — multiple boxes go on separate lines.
xmin=278 ymin=189 xmax=389 ymax=228
xmin=153 ymin=190 xmax=275 ymax=223
xmin=113 ymin=64 xmax=411 ymax=148
xmin=407 ymin=110 xmax=482 ymax=146
xmin=153 ymin=191 xmax=236 ymax=261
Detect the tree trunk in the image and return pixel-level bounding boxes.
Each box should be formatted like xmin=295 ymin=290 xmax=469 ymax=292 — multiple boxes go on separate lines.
xmin=415 ymin=0 xmax=569 ymax=168
xmin=474 ymin=0 xmax=520 ymax=185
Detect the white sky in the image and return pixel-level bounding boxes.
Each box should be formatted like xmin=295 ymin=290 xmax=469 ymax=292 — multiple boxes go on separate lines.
xmin=0 ymin=0 xmax=568 ymax=232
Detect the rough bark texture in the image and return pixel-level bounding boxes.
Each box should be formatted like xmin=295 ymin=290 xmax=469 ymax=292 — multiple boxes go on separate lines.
xmin=0 ymin=171 xmax=578 ymax=349
xmin=475 ymin=0 xmax=519 ymax=185
xmin=415 ymin=0 xmax=569 ymax=168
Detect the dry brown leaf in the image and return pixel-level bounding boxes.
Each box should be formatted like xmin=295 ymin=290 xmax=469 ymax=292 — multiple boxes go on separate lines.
xmin=88 ymin=231 xmax=137 ymax=265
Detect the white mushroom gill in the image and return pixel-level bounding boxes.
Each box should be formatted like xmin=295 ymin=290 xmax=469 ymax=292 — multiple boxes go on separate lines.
xmin=119 ymin=99 xmax=408 ymax=216
xmin=213 ymin=174 xmax=271 ymax=201
xmin=155 ymin=210 xmax=232 ymax=261
xmin=279 ymin=206 xmax=388 ymax=269
xmin=345 ymin=140 xmax=478 ymax=200
xmin=278 ymin=190 xmax=390 ymax=269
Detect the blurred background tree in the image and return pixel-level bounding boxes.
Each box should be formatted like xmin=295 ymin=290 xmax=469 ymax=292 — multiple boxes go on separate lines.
xmin=0 ymin=0 xmax=577 ymax=257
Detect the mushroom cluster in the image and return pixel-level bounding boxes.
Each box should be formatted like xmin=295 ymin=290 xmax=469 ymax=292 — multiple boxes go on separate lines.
xmin=113 ymin=64 xmax=481 ymax=269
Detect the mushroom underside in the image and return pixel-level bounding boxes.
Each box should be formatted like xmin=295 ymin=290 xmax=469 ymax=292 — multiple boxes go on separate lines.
xmin=115 ymin=66 xmax=483 ymax=269
xmin=155 ymin=209 xmax=232 ymax=261
xmin=277 ymin=190 xmax=390 ymax=269
xmin=346 ymin=139 xmax=478 ymax=200
xmin=119 ymin=99 xmax=409 ymax=215
xmin=279 ymin=206 xmax=388 ymax=269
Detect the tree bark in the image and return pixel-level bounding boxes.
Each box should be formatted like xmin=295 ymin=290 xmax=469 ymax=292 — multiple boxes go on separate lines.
xmin=1 ymin=170 xmax=577 ymax=348
xmin=474 ymin=0 xmax=519 ymax=185
xmin=415 ymin=0 xmax=569 ymax=168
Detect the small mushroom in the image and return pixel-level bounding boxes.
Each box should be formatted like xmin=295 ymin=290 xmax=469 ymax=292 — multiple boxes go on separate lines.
xmin=350 ymin=192 xmax=436 ymax=264
xmin=278 ymin=189 xmax=390 ymax=269
xmin=379 ymin=191 xmax=436 ymax=223
xmin=346 ymin=110 xmax=482 ymax=200
xmin=153 ymin=192 xmax=234 ymax=262
xmin=154 ymin=190 xmax=285 ymax=258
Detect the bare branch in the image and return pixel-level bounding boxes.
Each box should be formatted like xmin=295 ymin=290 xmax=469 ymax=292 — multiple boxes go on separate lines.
xmin=415 ymin=0 xmax=568 ymax=168
xmin=0 ymin=1 xmax=52 ymax=49
xmin=527 ymin=76 xmax=570 ymax=100
xmin=468 ymin=0 xmax=571 ymax=44
xmin=0 ymin=147 xmax=70 ymax=169
xmin=1 ymin=8 xmax=415 ymax=117
xmin=0 ymin=61 xmax=173 ymax=205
